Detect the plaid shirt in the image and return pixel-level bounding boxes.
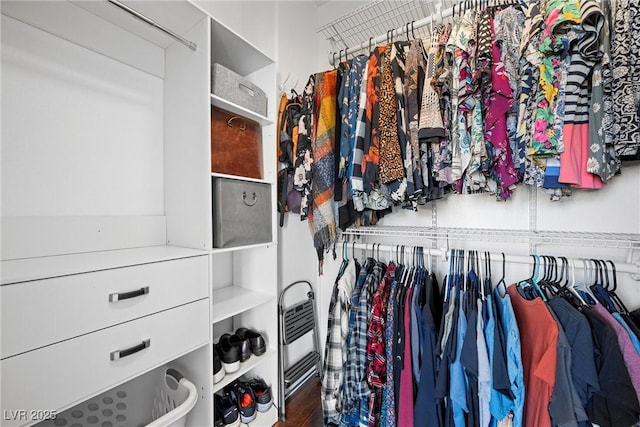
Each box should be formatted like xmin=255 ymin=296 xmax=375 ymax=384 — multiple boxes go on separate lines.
xmin=322 ymin=259 xmax=357 ymax=425
xmin=339 ymin=259 xmax=384 ymax=424
xmin=350 ymin=62 xmax=369 ymax=212
xmin=343 ymin=258 xmax=375 ymax=416
xmin=366 ymin=262 xmax=394 ymax=427
xmin=356 ymin=261 xmax=385 ymax=396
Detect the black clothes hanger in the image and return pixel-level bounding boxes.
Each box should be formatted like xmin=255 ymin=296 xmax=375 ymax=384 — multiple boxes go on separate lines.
xmin=537 ymin=255 xmax=556 ymax=297
xmin=550 ymin=256 xmax=563 ymax=294
xmin=606 ymin=259 xmax=630 ymax=314
xmin=537 ymin=255 xmax=549 ymax=295
xmin=549 ymin=256 xmax=563 ymax=295
xmin=483 ymin=251 xmax=492 ymax=296
xmin=495 ymin=252 xmax=507 ymax=295
xmin=337 ymin=240 xmax=349 ymax=277
xmin=560 ymin=257 xmax=570 ymax=288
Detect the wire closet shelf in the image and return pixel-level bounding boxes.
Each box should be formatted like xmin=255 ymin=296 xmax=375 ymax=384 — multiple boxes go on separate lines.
xmin=341 ymin=226 xmax=640 ymax=250
xmin=319 ymin=0 xmax=464 ymax=64
xmin=340 ymin=227 xmax=640 ymax=278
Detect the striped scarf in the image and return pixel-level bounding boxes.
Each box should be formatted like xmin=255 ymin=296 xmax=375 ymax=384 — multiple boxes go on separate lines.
xmin=310 ymin=70 xmax=338 ymax=272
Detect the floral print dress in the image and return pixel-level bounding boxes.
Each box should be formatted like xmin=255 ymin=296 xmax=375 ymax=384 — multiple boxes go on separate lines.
xmin=531 ymin=0 xmax=581 ymax=157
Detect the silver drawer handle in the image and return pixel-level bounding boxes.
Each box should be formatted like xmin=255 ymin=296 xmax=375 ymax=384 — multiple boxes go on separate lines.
xmin=242 ymin=191 xmax=258 ymax=206
xmin=110 ymin=339 xmax=150 ymax=361
xmin=109 ymin=286 xmax=149 ymax=302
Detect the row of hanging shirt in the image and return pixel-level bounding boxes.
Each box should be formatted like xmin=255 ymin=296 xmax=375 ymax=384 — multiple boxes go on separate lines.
xmin=287 ymin=0 xmax=640 ymax=223
xmin=279 ymin=0 xmax=639 ymax=269
xmin=321 ymin=247 xmax=640 ymax=427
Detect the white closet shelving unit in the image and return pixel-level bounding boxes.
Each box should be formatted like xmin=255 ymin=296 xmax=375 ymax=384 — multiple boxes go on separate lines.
xmin=208 ymin=13 xmax=279 ymax=427
xmin=0 ymin=1 xmax=278 ymax=426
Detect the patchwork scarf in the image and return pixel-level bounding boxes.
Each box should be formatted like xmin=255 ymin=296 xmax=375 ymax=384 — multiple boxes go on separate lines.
xmin=294 ymin=75 xmax=316 ymax=220
xmin=310 ymin=70 xmax=338 ymax=272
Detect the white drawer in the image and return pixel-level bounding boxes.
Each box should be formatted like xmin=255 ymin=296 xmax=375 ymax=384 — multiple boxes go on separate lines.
xmin=1 ymin=255 xmax=208 ymax=359
xmin=0 ymin=299 xmax=209 ymax=427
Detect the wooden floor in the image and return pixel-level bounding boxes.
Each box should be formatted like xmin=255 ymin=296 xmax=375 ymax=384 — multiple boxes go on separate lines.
xmin=273 ymin=378 xmax=323 ymax=427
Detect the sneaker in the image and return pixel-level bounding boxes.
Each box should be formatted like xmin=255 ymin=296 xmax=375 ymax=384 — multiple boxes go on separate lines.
xmin=235 ymin=328 xmax=266 ymax=356
xmin=214 ymin=344 xmax=225 ymax=384
xmin=246 ymin=377 xmax=272 ymax=412
xmin=215 ymin=394 xmax=240 ymax=427
xmin=217 ymin=335 xmax=240 ymax=373
xmin=214 ymin=405 xmax=224 ymax=427
xmin=229 ymin=382 xmax=257 ymax=423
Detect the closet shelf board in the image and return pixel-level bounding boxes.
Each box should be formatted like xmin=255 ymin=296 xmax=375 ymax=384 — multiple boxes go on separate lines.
xmin=210 ymin=94 xmax=273 ymax=125
xmin=212 ymin=348 xmax=275 ymax=393
xmin=210 ymin=241 xmax=277 ymax=254
xmin=0 ymin=245 xmax=209 ymax=285
xmin=211 ymin=172 xmax=273 ymax=186
xmin=251 ymin=404 xmax=278 ymax=426
xmin=212 ymin=285 xmax=274 ymax=323
xmin=209 ymin=17 xmax=274 ymax=77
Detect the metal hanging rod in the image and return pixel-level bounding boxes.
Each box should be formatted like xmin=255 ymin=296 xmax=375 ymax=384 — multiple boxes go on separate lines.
xmin=341 ymin=225 xmax=640 ymax=250
xmin=108 ymin=0 xmax=197 ymax=51
xmin=339 ymin=242 xmax=640 ymax=277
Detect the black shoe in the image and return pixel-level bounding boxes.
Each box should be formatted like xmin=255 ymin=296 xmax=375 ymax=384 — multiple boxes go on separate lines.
xmin=214 ymin=403 xmax=225 ymax=427
xmin=229 ymin=334 xmax=252 ymax=362
xmin=217 ymin=335 xmax=240 ymax=373
xmin=235 ymin=328 xmax=266 ymax=356
xmin=214 ymin=344 xmax=225 ymax=384
xmin=215 ymin=394 xmax=240 ymax=427
xmin=229 ymin=382 xmax=257 ymax=423
xmin=246 ymin=377 xmax=272 ymax=412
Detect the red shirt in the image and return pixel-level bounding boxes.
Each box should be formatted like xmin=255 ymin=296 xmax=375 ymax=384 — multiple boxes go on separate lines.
xmin=507 ymin=285 xmax=558 ymax=427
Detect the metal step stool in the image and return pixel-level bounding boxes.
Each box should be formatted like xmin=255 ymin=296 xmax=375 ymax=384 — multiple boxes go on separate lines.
xmin=277 ymin=280 xmax=322 ymax=421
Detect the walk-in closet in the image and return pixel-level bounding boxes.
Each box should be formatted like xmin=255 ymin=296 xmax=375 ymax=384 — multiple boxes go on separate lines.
xmin=1 ymin=1 xmax=639 ymax=427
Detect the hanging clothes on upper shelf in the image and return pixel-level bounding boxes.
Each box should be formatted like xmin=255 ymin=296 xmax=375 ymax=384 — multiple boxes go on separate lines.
xmin=293 ymin=0 xmax=640 ymax=268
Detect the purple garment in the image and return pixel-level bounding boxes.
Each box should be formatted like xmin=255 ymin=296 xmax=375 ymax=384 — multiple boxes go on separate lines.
xmin=592 ymin=303 xmax=640 ymax=403
xmin=486 ymin=43 xmax=518 ymax=200
xmin=397 ymin=289 xmax=415 ymax=427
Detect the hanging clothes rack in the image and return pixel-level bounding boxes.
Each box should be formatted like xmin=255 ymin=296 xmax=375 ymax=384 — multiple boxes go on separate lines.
xmin=338 ymin=241 xmax=640 ymax=277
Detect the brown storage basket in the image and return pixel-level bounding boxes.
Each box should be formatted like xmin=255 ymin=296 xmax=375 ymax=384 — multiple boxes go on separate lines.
xmin=210 ymin=106 xmax=263 ymax=179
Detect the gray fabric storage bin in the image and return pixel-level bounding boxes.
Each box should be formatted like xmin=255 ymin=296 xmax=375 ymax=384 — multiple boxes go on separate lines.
xmin=211 ymin=63 xmax=268 ymax=117
xmin=212 ymin=177 xmax=272 ymax=248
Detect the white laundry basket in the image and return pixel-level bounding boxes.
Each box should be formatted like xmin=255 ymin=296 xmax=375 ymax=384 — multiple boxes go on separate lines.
xmin=37 ymin=366 xmax=198 ymax=427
